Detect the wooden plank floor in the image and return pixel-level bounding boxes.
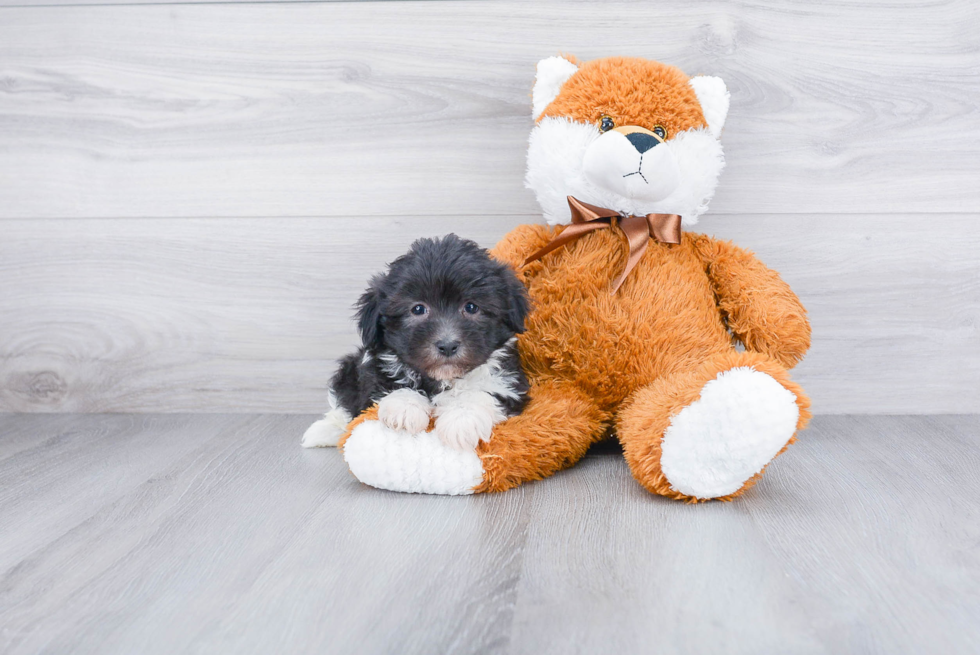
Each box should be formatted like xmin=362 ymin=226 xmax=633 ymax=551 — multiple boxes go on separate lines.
xmin=1 ymin=414 xmax=978 ymax=654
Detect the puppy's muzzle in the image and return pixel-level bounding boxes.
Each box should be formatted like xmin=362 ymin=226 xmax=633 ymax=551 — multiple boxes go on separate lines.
xmin=435 ymin=339 xmax=460 ymax=357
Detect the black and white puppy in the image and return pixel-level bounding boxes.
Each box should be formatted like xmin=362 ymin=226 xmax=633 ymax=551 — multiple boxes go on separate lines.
xmin=302 ymin=234 xmax=530 ymax=451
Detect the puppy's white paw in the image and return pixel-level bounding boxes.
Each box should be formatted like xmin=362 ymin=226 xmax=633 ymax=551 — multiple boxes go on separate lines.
xmin=434 ymin=406 xmax=495 ymax=451
xmin=378 ymin=389 xmax=432 ymax=434
xmin=301 ymin=406 xmax=352 ymax=448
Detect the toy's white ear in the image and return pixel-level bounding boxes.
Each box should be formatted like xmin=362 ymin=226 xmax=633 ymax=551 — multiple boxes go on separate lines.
xmin=532 ymin=56 xmax=579 ymax=119
xmin=689 ymin=76 xmax=730 ymax=138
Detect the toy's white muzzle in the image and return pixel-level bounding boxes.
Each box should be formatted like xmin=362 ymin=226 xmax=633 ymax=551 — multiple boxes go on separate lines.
xmin=582 ymin=126 xmax=681 ymax=202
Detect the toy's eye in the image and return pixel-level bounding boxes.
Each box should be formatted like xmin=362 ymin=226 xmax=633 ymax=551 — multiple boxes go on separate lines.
xmin=599 ymin=115 xmax=615 ymax=132
xmin=463 ymin=302 xmax=479 ymax=315
xmin=411 ymin=304 xmax=428 ymax=316
xmin=653 ymin=125 xmax=667 ymax=139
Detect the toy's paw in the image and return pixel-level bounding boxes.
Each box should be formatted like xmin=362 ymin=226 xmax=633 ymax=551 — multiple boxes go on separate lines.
xmin=378 ymin=389 xmax=432 ymax=434
xmin=660 ymin=367 xmax=800 ymax=499
xmin=301 ymin=407 xmax=352 ymax=448
xmin=434 ymin=406 xmax=494 ymax=451
xmin=343 ymin=420 xmax=485 ymax=495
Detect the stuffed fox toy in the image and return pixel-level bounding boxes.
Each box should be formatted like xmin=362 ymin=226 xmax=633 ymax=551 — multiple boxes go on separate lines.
xmin=332 ymin=55 xmax=811 ymax=501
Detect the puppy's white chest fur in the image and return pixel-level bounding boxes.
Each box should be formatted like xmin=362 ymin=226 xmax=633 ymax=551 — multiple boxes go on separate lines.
xmin=379 ymin=339 xmax=520 ymax=451
xmin=438 ymin=339 xmax=523 ymax=402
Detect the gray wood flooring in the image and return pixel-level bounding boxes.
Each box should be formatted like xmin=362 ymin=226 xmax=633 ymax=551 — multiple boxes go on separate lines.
xmin=2 ymin=413 xmax=978 ymax=654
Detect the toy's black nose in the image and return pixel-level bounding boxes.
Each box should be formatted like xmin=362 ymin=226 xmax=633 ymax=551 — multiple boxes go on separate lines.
xmin=625 ymin=132 xmax=661 ymax=154
xmin=436 ymin=339 xmax=460 ymax=357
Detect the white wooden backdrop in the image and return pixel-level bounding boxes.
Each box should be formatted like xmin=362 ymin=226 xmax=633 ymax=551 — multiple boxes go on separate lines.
xmin=0 ymin=0 xmax=977 ymax=414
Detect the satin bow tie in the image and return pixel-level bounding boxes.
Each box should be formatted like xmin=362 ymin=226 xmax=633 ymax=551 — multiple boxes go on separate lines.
xmin=523 ymin=196 xmax=682 ymax=293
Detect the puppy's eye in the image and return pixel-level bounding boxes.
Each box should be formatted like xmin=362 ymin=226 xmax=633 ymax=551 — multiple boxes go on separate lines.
xmin=411 ymin=304 xmax=428 ymax=316
xmin=653 ymin=125 xmax=667 ymax=139
xmin=463 ymin=302 xmax=479 ymax=315
xmin=599 ymin=115 xmax=615 ymax=132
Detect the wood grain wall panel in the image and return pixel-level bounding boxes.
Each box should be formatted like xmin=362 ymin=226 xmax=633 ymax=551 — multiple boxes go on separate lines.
xmin=0 ymin=215 xmax=530 ymax=413
xmin=0 ymin=1 xmax=977 ymax=219
xmin=1 ymin=214 xmax=976 ymax=414
xmin=1 ymin=0 xmax=976 ymax=414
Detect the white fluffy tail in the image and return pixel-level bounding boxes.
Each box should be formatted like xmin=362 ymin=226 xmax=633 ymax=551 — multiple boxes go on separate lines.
xmin=301 ymin=391 xmax=352 ymax=448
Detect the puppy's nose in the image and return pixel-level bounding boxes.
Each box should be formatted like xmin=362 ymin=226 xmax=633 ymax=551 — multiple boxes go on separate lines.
xmin=625 ymin=132 xmax=661 ymax=154
xmin=435 ymin=339 xmax=460 ymax=357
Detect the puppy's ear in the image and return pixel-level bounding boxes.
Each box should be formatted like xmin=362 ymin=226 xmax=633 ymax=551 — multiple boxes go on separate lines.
xmin=499 ymin=268 xmax=531 ymax=334
xmin=355 ymin=276 xmax=386 ymax=349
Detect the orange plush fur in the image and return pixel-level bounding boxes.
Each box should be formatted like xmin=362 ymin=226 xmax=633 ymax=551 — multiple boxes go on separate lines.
xmin=476 ymin=226 xmax=811 ymax=500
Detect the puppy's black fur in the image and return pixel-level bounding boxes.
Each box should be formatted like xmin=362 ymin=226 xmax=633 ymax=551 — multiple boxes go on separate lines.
xmin=330 ymin=234 xmax=530 ymax=418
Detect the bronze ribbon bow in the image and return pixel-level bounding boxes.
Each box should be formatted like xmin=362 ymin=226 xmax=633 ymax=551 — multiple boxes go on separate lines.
xmin=523 ymin=196 xmax=682 ymax=293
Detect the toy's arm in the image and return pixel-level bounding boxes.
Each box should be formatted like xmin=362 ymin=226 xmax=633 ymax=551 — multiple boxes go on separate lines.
xmin=691 ymin=234 xmax=810 ymax=369
xmin=490 ymin=223 xmax=558 ymax=285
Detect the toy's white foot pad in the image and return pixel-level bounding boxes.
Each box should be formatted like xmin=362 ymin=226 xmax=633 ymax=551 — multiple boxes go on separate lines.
xmin=343 ymin=420 xmax=485 ymax=495
xmin=660 ymin=367 xmax=799 ymax=499
xmin=301 ymin=407 xmax=352 ymax=448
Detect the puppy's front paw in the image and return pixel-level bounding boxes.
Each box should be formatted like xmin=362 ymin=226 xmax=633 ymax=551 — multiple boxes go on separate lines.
xmin=435 ymin=407 xmax=494 ymax=451
xmin=378 ymin=389 xmax=432 ymax=434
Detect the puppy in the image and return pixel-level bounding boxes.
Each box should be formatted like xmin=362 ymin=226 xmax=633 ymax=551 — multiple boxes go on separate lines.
xmin=302 ymin=234 xmax=530 ymax=451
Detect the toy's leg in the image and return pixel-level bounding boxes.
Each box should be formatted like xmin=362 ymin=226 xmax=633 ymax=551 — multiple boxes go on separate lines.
xmin=338 ymin=380 xmax=607 ymax=495
xmin=475 ymin=380 xmax=609 ymax=493
xmin=616 ymin=351 xmax=811 ymax=502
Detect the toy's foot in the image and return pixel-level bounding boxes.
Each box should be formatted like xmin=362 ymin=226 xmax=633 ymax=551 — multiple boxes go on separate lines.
xmin=301 ymin=406 xmax=352 ymax=448
xmin=659 ymin=367 xmax=799 ymax=499
xmin=343 ymin=420 xmax=484 ymax=495
xmin=617 ymin=352 xmax=810 ymax=501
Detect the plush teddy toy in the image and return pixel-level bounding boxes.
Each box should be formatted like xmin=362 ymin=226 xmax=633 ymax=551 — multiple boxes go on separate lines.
xmin=334 ymin=55 xmax=811 ymax=502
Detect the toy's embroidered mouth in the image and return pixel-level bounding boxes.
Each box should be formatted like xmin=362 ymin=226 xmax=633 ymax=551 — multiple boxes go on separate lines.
xmin=622 ymin=168 xmax=648 ymax=184
xmin=622 ymin=153 xmax=649 ymax=184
